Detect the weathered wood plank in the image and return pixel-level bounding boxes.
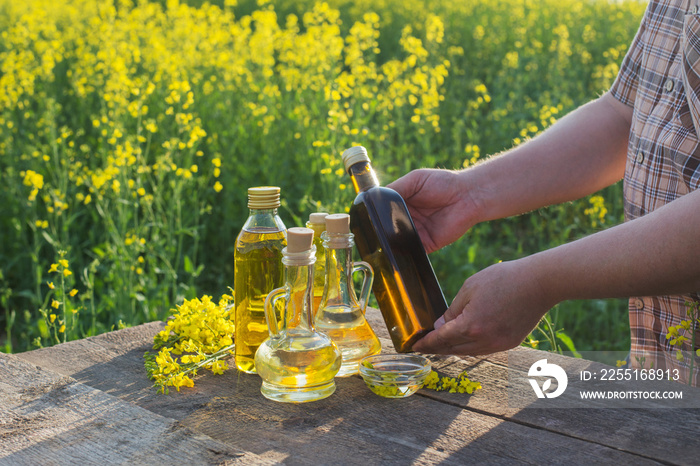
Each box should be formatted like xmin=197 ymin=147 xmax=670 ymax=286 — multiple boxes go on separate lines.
xmin=368 ymin=306 xmax=700 ymax=465
xmin=419 ymin=346 xmax=700 ymax=464
xmin=0 ymin=353 xmax=272 ymax=465
xmin=14 ymin=315 xmax=670 ymax=465
xmin=179 ymin=371 xmax=663 ymax=465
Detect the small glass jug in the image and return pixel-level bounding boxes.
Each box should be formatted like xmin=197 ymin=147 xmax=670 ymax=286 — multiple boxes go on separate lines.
xmin=315 ymin=214 xmax=381 ymax=376
xmin=255 ymin=227 xmax=342 ymax=403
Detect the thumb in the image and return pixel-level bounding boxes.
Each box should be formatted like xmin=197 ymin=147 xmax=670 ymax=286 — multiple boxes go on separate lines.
xmin=434 ymin=298 xmax=466 ymax=330
xmin=435 ymin=277 xmax=475 ymax=329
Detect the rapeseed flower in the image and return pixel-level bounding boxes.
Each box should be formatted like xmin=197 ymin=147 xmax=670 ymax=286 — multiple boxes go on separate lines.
xmin=145 ymin=293 xmax=234 ymax=393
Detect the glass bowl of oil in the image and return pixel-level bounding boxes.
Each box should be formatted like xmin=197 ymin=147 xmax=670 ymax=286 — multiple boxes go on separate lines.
xmin=359 ymin=354 xmax=431 ymax=398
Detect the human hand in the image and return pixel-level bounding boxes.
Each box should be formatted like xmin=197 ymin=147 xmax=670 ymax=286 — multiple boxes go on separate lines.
xmin=388 ymin=168 xmax=478 ymax=254
xmin=412 ymin=258 xmax=555 ymax=355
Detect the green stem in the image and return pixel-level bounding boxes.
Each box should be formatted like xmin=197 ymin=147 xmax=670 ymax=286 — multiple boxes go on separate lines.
xmin=152 ymin=343 xmax=235 ymax=389
xmin=689 ymin=305 xmax=697 ymax=386
xmin=59 ymin=266 xmax=64 ymax=343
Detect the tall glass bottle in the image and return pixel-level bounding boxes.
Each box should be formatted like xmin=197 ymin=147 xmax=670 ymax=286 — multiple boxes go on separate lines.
xmin=306 ymin=212 xmax=328 ymax=316
xmin=342 ymin=146 xmax=448 ymax=353
xmin=234 ymin=186 xmax=287 ymax=374
xmin=255 ymin=227 xmax=342 ymax=403
xmin=315 ymin=213 xmax=381 ymax=376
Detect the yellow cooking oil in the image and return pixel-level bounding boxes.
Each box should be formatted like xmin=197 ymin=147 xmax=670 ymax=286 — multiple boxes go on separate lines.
xmin=315 ymin=305 xmax=382 ymax=376
xmin=315 ymin=214 xmax=381 ymax=377
xmin=255 ymin=332 xmax=342 ymax=402
xmin=234 ymin=228 xmax=286 ymax=373
xmin=254 ymin=227 xmax=341 ymax=403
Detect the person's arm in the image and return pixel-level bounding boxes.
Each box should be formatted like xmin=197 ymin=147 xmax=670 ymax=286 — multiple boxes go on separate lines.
xmin=413 ymin=187 xmax=700 ymax=355
xmin=388 ymin=91 xmax=632 ymax=253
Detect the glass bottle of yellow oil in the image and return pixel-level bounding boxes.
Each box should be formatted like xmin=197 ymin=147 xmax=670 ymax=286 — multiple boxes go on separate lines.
xmin=315 ymin=213 xmax=381 ymax=376
xmin=234 ymin=186 xmax=287 ymax=374
xmin=255 ymin=227 xmax=342 ymax=403
xmin=342 ymin=146 xmax=448 ymax=353
xmin=305 ymin=212 xmax=328 ymax=316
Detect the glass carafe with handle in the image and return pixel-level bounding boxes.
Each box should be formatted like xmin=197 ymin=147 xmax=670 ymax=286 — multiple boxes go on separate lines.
xmin=315 ymin=213 xmax=381 ymax=376
xmin=254 ymin=227 xmax=342 ymax=403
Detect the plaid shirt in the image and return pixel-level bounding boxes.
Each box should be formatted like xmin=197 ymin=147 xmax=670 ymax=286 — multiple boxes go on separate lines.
xmin=610 ymin=0 xmax=700 ymax=384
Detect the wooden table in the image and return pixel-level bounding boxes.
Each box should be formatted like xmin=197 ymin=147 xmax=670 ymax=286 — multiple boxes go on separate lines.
xmin=2 ymin=308 xmax=700 ymax=465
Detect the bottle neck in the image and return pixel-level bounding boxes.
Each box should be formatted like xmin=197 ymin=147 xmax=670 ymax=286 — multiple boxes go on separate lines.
xmin=243 ymin=208 xmax=285 ymax=230
xmin=321 ymin=234 xmax=356 ymax=307
xmin=306 ymin=222 xmax=326 ymax=237
xmin=281 ymin=247 xmax=316 ymax=331
xmin=348 ymin=161 xmax=379 ymax=193
xmin=282 ymin=261 xmax=315 ymax=332
xmin=249 ymin=207 xmax=278 ymax=216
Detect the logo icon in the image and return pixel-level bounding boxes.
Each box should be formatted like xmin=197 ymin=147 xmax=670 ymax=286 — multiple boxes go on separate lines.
xmin=528 ymin=359 xmax=568 ymax=399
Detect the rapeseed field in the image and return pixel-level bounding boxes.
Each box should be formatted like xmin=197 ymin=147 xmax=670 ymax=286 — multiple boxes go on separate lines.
xmin=0 ymin=0 xmax=646 ymax=352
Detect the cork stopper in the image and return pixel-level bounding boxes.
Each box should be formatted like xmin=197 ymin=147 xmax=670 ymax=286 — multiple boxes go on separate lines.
xmin=286 ymin=227 xmax=315 ymax=253
xmin=308 ymin=212 xmax=329 ymax=225
xmin=325 ymin=214 xmax=350 ymax=235
xmin=342 ymin=146 xmax=371 ymax=172
xmin=248 ymin=186 xmax=280 ymax=209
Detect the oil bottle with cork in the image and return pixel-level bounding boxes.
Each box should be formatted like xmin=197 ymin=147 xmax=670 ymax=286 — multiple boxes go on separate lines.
xmin=254 ymin=227 xmax=342 ymax=403
xmin=341 ymin=146 xmax=448 ymax=353
xmin=314 ymin=213 xmax=381 ymax=376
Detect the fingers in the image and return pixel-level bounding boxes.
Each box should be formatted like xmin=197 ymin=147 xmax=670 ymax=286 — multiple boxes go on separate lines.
xmin=387 ymin=171 xmax=423 ymax=202
xmin=413 ymin=278 xmax=474 ymax=353
xmin=441 ymin=298 xmax=466 ymax=324
xmin=413 ymin=313 xmax=477 ymax=355
xmin=433 ymin=315 xmax=446 ymax=330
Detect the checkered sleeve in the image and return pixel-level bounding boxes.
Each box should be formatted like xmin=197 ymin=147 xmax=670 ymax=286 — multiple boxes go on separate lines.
xmin=682 ymin=14 xmax=700 ymax=133
xmin=609 ymin=3 xmax=651 ymax=107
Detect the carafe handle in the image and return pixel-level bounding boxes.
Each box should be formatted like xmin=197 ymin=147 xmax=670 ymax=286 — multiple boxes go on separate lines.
xmin=263 ymin=287 xmax=285 ymax=338
xmin=352 ymin=261 xmax=374 ymax=313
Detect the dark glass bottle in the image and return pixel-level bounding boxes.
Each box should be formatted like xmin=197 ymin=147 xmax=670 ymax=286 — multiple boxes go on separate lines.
xmin=342 ymin=146 xmax=448 ymax=353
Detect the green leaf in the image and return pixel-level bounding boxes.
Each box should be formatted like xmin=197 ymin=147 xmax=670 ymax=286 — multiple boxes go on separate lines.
xmin=556 ymin=330 xmax=581 ymax=358
xmin=184 ymin=255 xmax=193 ymax=274
xmin=41 ymin=230 xmax=57 ymax=247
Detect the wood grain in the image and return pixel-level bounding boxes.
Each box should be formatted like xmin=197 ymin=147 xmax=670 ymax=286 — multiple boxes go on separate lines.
xmin=0 ymin=353 xmax=270 ymax=465
xmin=13 ymin=310 xmax=690 ymax=464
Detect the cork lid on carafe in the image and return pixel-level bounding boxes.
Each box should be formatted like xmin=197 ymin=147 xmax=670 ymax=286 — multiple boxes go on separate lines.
xmin=323 ymin=214 xmax=352 ymax=248
xmin=286 ymin=227 xmax=315 ymax=253
xmin=325 ymin=214 xmax=350 ymax=235
xmin=308 ymin=212 xmax=329 ymax=225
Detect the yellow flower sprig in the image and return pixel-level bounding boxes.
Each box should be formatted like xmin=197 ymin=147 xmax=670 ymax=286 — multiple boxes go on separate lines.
xmin=38 ymin=251 xmax=80 ymax=346
xmin=423 ymin=370 xmax=482 ymax=394
xmin=667 ymin=321 xmax=693 ymax=360
xmin=144 ymin=293 xmax=235 ymax=394
xmin=666 ymin=301 xmax=700 ymax=385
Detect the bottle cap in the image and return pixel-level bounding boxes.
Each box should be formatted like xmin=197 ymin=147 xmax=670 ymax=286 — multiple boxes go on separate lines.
xmin=248 ymin=186 xmax=280 ymax=209
xmin=342 ymin=146 xmax=371 ymax=172
xmin=325 ymin=213 xmax=350 ymax=235
xmin=286 ymin=227 xmax=315 ymax=253
xmin=308 ymin=212 xmax=329 ymax=225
